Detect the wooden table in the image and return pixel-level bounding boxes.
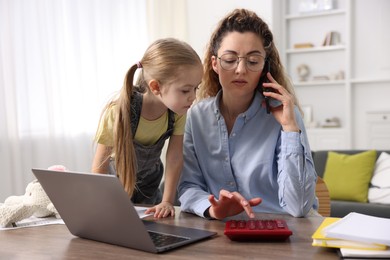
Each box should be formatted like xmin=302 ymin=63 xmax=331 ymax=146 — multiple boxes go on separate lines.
xmin=0 ymin=208 xmax=338 ymax=259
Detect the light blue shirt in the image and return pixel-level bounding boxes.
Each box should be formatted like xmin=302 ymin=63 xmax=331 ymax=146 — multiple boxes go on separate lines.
xmin=178 ymin=90 xmax=318 ymax=218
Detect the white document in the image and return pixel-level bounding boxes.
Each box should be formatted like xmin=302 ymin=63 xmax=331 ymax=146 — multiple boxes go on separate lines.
xmin=135 ymin=206 xmax=154 ymax=219
xmin=323 ymin=212 xmax=390 ymax=246
xmin=0 ymin=216 xmax=65 ymax=230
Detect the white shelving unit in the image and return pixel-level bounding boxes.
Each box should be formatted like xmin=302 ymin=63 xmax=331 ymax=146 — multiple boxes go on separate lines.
xmin=281 ymin=0 xmax=351 ymax=150
xmin=280 ymin=0 xmax=390 ymax=150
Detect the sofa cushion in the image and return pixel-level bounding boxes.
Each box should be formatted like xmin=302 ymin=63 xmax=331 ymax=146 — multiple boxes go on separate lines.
xmin=312 ymin=150 xmax=382 ymax=178
xmin=368 ymin=187 xmax=390 ymax=204
xmin=368 ymin=152 xmax=390 ymax=204
xmin=323 ymin=150 xmax=377 ymax=203
xmin=370 ymin=152 xmax=390 ymax=188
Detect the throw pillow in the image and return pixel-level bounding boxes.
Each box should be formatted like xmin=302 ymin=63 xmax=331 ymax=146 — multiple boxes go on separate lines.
xmin=368 ymin=187 xmax=390 ymax=204
xmin=370 ymin=152 xmax=390 ymax=188
xmin=323 ymin=150 xmax=377 ymax=202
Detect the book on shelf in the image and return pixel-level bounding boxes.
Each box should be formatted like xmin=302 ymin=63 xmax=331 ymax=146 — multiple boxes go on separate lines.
xmin=338 ymin=248 xmax=390 ymax=259
xmin=322 ymin=31 xmax=341 ymax=46
xmin=312 ymin=217 xmax=387 ymax=250
xmin=322 ymin=212 xmax=390 ymax=247
xmin=293 ymin=42 xmax=314 ymax=49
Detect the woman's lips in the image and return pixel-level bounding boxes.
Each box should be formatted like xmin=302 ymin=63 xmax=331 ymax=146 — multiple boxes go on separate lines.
xmin=232 ymin=79 xmax=248 ymax=86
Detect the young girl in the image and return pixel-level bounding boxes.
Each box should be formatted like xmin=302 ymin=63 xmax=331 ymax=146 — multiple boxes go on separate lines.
xmin=92 ymin=38 xmax=203 ymax=218
xmin=178 ymin=9 xmax=317 ymax=219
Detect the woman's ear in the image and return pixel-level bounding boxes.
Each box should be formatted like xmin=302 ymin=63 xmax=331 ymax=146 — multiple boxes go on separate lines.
xmin=211 ymin=56 xmax=219 ymax=74
xmin=148 ymin=79 xmax=160 ymax=95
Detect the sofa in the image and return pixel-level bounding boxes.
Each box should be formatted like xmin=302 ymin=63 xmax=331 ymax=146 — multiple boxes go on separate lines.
xmin=312 ymin=150 xmax=390 ymax=219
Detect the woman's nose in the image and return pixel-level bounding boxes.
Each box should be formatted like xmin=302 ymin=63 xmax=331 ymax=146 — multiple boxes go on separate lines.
xmin=235 ymin=58 xmax=247 ymax=73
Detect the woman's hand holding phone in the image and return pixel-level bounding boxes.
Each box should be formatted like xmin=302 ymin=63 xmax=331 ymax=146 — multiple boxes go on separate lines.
xmin=262 ymin=72 xmax=300 ymax=132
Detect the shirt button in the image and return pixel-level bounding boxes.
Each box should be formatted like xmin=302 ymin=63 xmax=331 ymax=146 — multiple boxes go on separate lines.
xmin=229 ymin=182 xmax=235 ymax=186
xmin=232 ymin=133 xmax=236 ymax=137
xmin=225 ymin=157 xmax=229 ymax=162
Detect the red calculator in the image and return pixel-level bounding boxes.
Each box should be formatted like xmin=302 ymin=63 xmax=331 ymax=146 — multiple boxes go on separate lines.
xmin=224 ymin=219 xmax=293 ymax=241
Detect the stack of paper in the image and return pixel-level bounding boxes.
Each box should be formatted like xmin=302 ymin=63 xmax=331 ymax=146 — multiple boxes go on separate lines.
xmin=311 ymin=217 xmax=387 ymax=250
xmin=322 ymin=212 xmax=390 ymax=246
xmin=312 ymin=212 xmax=390 ymax=258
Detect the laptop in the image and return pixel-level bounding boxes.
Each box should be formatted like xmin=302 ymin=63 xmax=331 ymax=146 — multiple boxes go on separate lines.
xmin=32 ymin=168 xmax=216 ymax=253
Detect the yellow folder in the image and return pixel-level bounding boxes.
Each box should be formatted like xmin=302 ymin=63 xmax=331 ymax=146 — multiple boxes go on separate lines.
xmin=312 ymin=218 xmax=387 ymax=250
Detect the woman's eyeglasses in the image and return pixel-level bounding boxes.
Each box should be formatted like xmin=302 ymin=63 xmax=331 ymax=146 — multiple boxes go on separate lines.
xmin=217 ymin=53 xmax=266 ymax=72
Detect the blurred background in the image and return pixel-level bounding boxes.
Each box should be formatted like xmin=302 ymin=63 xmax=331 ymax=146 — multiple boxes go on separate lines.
xmin=1 ymin=0 xmax=389 ymax=201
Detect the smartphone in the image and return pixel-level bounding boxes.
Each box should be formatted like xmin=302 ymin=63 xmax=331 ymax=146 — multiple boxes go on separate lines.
xmin=257 ymin=59 xmax=272 ymax=114
xmin=257 ymin=59 xmax=281 ymax=114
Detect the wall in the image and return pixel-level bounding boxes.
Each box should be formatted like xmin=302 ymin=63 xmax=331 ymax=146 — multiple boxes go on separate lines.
xmin=351 ymin=0 xmax=390 ymax=149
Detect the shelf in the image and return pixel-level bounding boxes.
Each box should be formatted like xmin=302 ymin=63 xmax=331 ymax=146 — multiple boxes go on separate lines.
xmin=350 ymin=78 xmax=390 ymax=84
xmin=285 ymin=9 xmax=346 ymax=20
xmin=294 ymin=80 xmax=345 ymax=87
xmin=307 ymin=128 xmax=347 ymax=133
xmin=286 ymin=45 xmax=345 ymax=54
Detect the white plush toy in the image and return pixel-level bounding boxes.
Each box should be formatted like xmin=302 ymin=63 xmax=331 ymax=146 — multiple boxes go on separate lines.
xmin=0 ymin=165 xmax=66 ymax=227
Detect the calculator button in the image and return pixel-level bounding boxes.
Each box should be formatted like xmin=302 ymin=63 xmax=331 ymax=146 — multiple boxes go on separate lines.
xmin=248 ymin=220 xmax=256 ymax=230
xmin=276 ymin=220 xmax=285 ymax=229
xmin=237 ymin=220 xmax=246 ymax=229
xmin=266 ymin=221 xmax=275 ymax=230
xmin=257 ymin=220 xmax=265 ymax=229
xmin=229 ymin=220 xmax=237 ymax=229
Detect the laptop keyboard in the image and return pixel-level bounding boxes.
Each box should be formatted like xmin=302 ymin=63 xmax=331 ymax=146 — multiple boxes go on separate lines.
xmin=148 ymin=231 xmax=190 ymax=248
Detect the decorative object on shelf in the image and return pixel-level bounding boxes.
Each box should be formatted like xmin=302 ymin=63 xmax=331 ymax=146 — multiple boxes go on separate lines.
xmin=316 ymin=0 xmax=334 ymax=12
xmin=299 ymin=0 xmax=334 ymax=13
xmin=313 ymin=75 xmax=330 ymax=81
xmin=322 ymin=117 xmax=341 ymax=128
xmin=331 ymin=70 xmax=345 ymax=80
xmin=298 ymin=0 xmax=316 ymax=13
xmin=322 ymin=31 xmax=341 ymax=46
xmin=297 ymin=64 xmax=311 ymax=82
xmin=293 ymin=43 xmax=314 ymax=49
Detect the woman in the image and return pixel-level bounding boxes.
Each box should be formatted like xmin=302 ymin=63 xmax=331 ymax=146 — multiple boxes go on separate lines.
xmin=178 ymin=9 xmax=318 ymax=220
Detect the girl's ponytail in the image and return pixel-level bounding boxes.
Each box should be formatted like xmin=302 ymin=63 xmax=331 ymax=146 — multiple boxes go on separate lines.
xmin=114 ymin=63 xmax=139 ymax=196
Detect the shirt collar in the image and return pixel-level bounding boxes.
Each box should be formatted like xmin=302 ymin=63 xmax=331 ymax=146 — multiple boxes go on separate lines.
xmin=213 ymin=90 xmax=264 ymax=122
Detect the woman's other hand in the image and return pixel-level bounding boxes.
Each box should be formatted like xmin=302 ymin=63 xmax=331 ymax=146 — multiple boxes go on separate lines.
xmin=208 ymin=189 xmax=262 ymax=219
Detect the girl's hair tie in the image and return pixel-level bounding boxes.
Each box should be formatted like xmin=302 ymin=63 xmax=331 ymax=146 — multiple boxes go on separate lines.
xmin=137 ymin=61 xmax=143 ymax=69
